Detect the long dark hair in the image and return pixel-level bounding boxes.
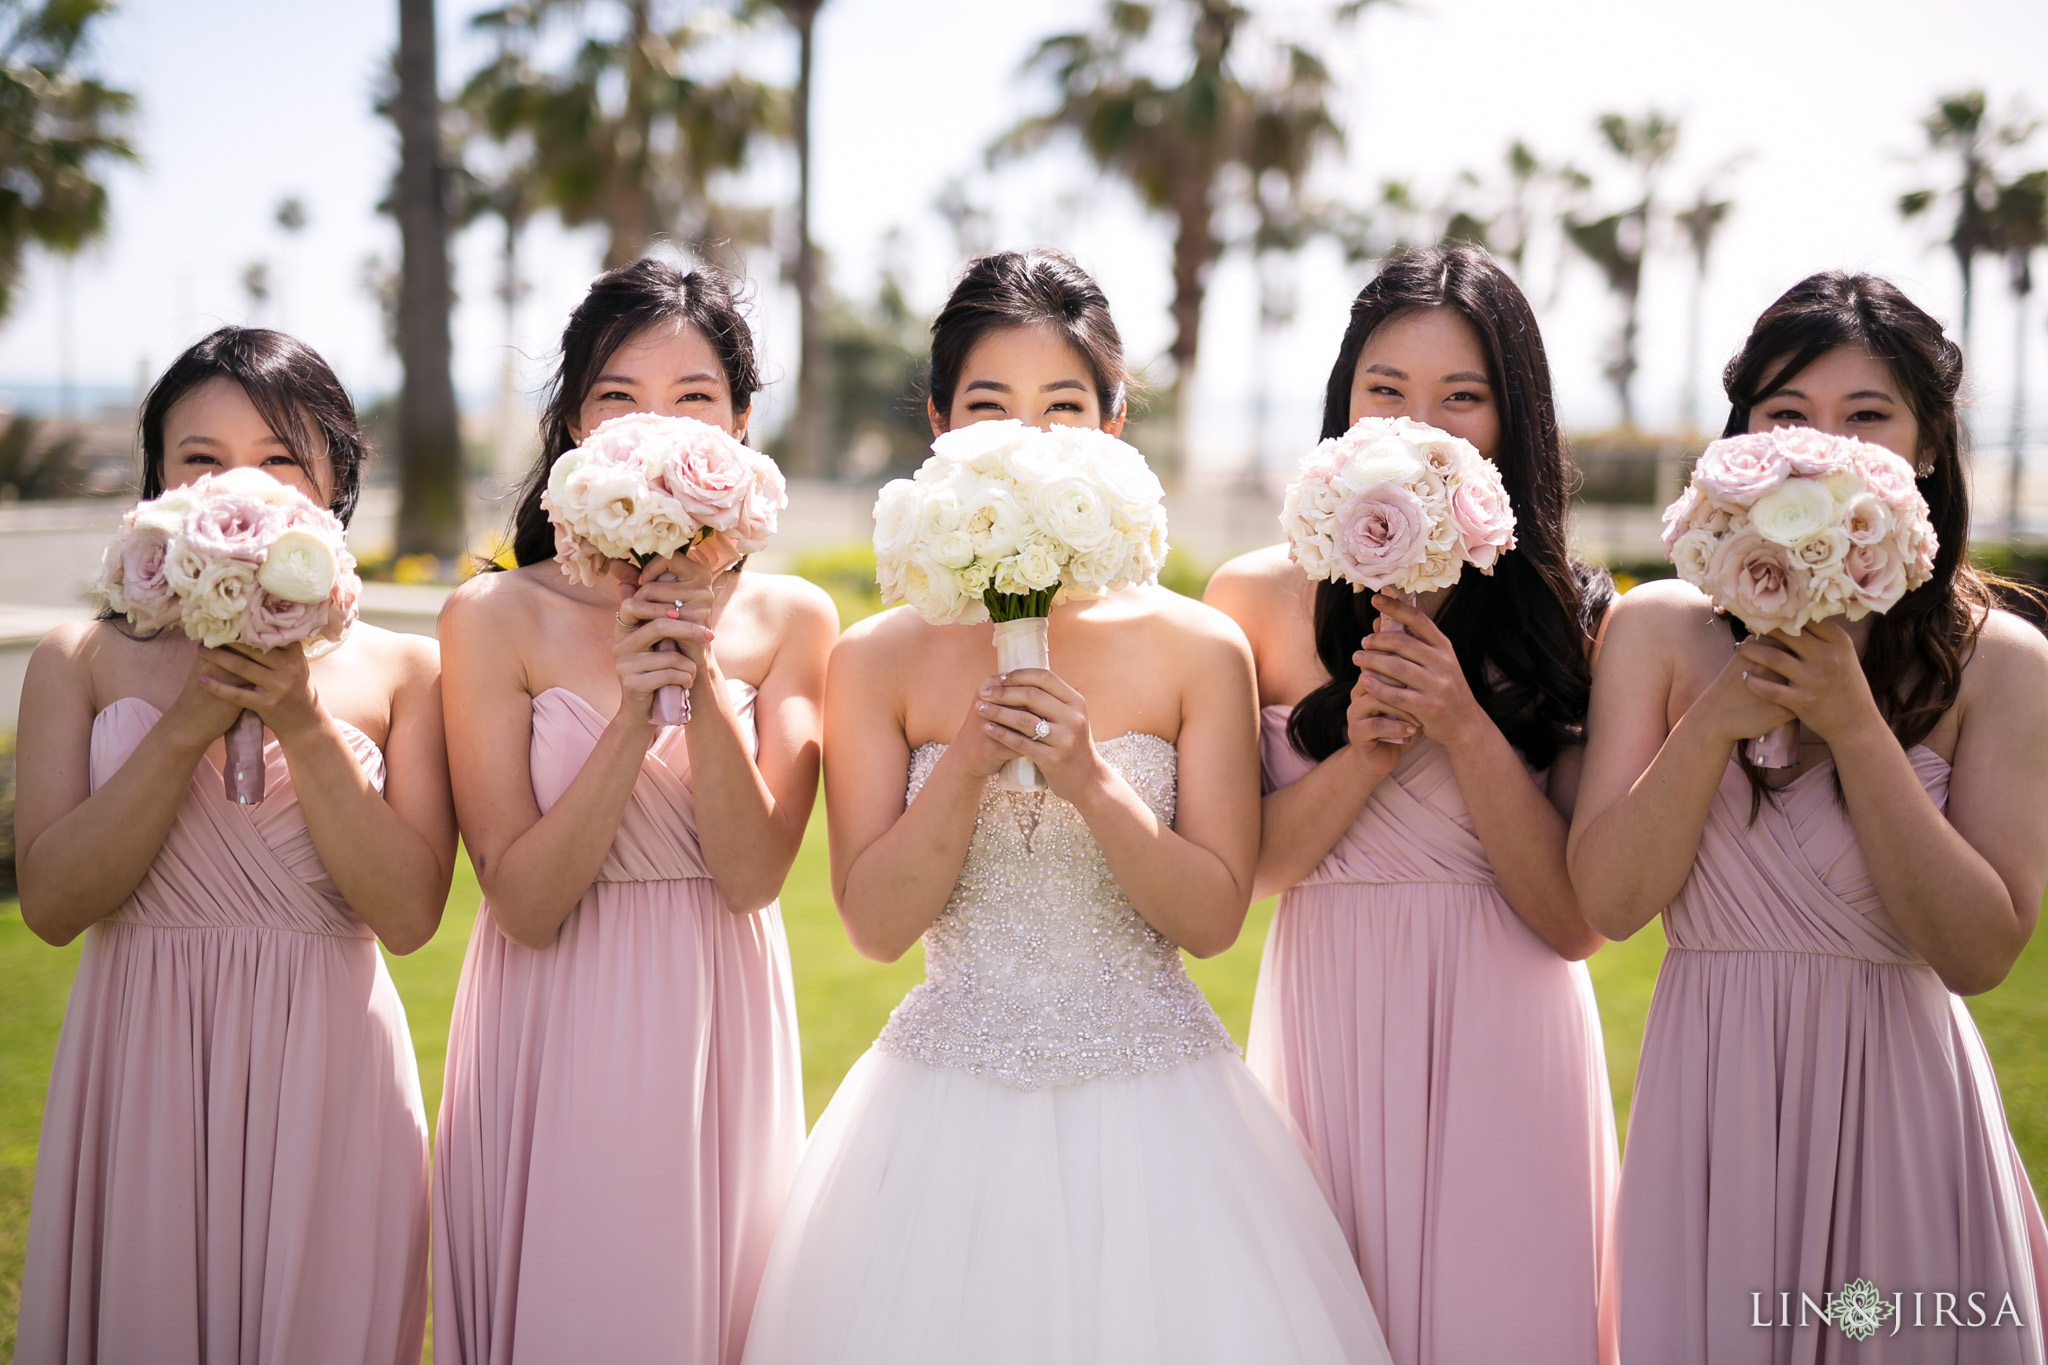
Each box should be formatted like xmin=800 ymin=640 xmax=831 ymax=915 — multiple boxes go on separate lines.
xmin=1720 ymin=271 xmax=2015 ymax=769
xmin=140 ymin=327 xmax=368 ymax=525
xmin=506 ymin=257 xmax=761 ymax=568
xmin=1288 ymin=243 xmax=1608 ymax=770
xmin=928 ymin=249 xmax=1128 ymax=423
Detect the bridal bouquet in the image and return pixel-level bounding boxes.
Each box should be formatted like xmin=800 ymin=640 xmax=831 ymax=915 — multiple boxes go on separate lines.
xmin=95 ymin=467 xmax=361 ymax=804
xmin=1281 ymin=414 xmax=1518 ymax=608
xmin=1661 ymin=426 xmax=1937 ymax=766
xmin=543 ymin=412 xmax=787 ymax=724
xmin=872 ymin=419 xmax=1168 ymax=790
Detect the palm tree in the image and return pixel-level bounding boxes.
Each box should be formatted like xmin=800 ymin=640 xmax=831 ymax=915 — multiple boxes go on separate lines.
xmin=1673 ymin=184 xmax=1733 ymax=436
xmin=393 ymin=0 xmax=465 ymax=560
xmin=0 ymin=0 xmax=134 ymax=323
xmin=1991 ymin=169 xmax=2047 ymax=539
xmin=770 ymin=0 xmax=829 ymax=476
xmin=996 ymin=0 xmax=1349 ymax=478
xmin=463 ymin=0 xmax=786 ymax=272
xmin=1563 ymin=110 xmax=1678 ymax=430
xmin=1899 ymin=91 xmax=2035 ymax=359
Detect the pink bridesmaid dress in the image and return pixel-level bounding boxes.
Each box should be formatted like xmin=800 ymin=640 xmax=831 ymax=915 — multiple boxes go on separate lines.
xmin=14 ymin=697 xmax=430 ymax=1365
xmin=1249 ymin=708 xmax=1618 ymax=1365
xmin=1617 ymin=747 xmax=2048 ymax=1363
xmin=432 ymin=681 xmax=804 ymax=1365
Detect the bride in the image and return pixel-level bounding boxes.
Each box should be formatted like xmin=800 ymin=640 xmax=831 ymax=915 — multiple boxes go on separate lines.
xmin=740 ymin=249 xmax=1390 ymax=1364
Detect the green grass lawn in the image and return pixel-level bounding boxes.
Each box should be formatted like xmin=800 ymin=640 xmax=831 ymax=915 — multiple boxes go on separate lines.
xmin=5 ymin=830 xmax=2047 ymax=1359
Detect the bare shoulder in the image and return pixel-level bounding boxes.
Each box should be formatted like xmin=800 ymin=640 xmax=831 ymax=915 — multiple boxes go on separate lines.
xmin=833 ymin=603 xmax=934 ymax=673
xmin=342 ymin=621 xmax=440 ymax=685
xmin=439 ymin=564 xmax=556 ymax=636
xmin=1204 ymin=543 xmax=1298 ymax=612
xmin=1602 ymin=577 xmax=1720 ymax=652
xmin=1962 ymin=608 xmax=2048 ymax=708
xmin=1128 ymin=584 xmax=1254 ymax=666
xmin=734 ymin=569 xmax=838 ymax=636
xmin=29 ymin=617 xmax=106 ymax=670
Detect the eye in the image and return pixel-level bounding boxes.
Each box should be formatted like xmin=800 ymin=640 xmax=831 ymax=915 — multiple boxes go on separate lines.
xmin=261 ymin=455 xmax=298 ymax=467
xmin=182 ymin=452 xmax=220 ymax=466
xmin=1446 ymin=389 xmax=1487 ymax=404
xmin=1046 ymin=399 xmax=1083 ymax=413
xmin=967 ymin=399 xmax=1008 ymax=413
xmin=594 ymin=389 xmax=632 ymax=403
xmin=1765 ymin=407 xmax=1808 ymax=424
xmin=1848 ymin=409 xmax=1891 ymax=424
xmin=1367 ymin=384 xmax=1403 ymax=399
xmin=678 ymin=390 xmax=716 ymax=405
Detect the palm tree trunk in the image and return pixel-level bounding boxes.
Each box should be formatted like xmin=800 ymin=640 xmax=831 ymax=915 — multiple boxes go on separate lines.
xmin=2008 ymin=269 xmax=2030 ymax=541
xmin=789 ymin=2 xmax=827 ymax=476
xmin=1165 ymin=186 xmax=1215 ymax=483
xmin=604 ymin=0 xmax=661 ymax=268
xmin=394 ymin=0 xmax=464 ymax=559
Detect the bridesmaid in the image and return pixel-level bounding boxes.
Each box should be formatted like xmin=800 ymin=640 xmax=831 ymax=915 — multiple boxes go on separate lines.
xmin=12 ymin=328 xmax=451 ymax=1364
xmin=433 ymin=257 xmax=833 ymax=1365
xmin=1570 ymin=271 xmax=2048 ymax=1361
xmin=1207 ymin=243 xmax=1618 ymax=1365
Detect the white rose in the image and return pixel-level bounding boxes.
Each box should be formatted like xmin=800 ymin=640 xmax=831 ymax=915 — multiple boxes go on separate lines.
xmin=1748 ymin=478 xmax=1837 ymax=547
xmin=257 ymin=528 xmax=341 ymax=603
xmin=163 ymin=537 xmax=211 ymax=597
xmin=1669 ymin=527 xmax=1718 ymax=587
xmin=1028 ymin=472 xmax=1115 ymax=555
xmin=872 ymin=480 xmax=921 ymax=569
xmin=1789 ymin=526 xmax=1849 ymax=571
xmin=960 ymin=483 xmax=1029 ymax=560
xmin=576 ymin=463 xmax=647 ymax=560
xmin=182 ymin=558 xmax=259 ymax=647
xmin=133 ymin=487 xmax=200 ymax=536
xmin=995 ymin=536 xmax=1066 ymax=595
xmin=206 ymin=466 xmax=299 ymax=505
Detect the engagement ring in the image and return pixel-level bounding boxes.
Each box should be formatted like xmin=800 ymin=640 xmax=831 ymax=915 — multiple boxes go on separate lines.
xmin=1033 ymin=719 xmax=1051 ymax=741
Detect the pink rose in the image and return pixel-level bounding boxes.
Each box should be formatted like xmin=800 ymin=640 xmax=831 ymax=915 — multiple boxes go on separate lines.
xmin=1773 ymin=425 xmax=1854 ymax=476
xmin=731 ymin=456 xmax=787 ymax=551
xmin=1332 ymin=481 xmax=1429 ymax=589
xmin=662 ymin=427 xmax=751 ymax=529
xmin=1660 ymin=486 xmax=1699 ymax=554
xmin=182 ymin=491 xmax=284 ymax=563
xmin=685 ymin=528 xmax=744 ymax=571
xmin=1707 ymin=525 xmax=1811 ymax=635
xmin=1840 ymin=491 xmax=1894 ymax=546
xmin=1842 ymin=541 xmax=1909 ymax=613
xmin=1853 ymin=446 xmax=1918 ymax=508
xmin=1692 ymin=433 xmax=1791 ymax=508
xmin=1448 ymin=470 xmax=1517 ymax=571
xmin=243 ymin=589 xmax=331 ymax=649
xmin=553 ymin=521 xmax=610 ymax=588
xmin=108 ymin=525 xmax=183 ymax=631
xmin=322 ymin=552 xmax=362 ymax=641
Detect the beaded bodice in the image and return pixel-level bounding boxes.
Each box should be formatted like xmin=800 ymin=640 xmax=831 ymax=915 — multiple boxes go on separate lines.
xmin=874 ymin=733 xmax=1236 ymax=1090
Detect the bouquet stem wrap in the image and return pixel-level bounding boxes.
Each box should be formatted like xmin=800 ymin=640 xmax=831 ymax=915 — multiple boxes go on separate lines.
xmin=1748 ymin=722 xmax=1800 ymax=769
xmin=1375 ymin=589 xmax=1419 ymax=744
xmin=224 ymin=709 xmax=266 ymax=805
xmin=992 ymin=614 xmax=1051 ymax=793
xmin=649 ymin=571 xmax=691 ymax=728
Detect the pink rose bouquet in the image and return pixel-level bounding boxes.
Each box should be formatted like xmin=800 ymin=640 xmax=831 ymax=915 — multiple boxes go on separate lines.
xmin=542 ymin=413 xmax=787 ymax=725
xmin=1662 ymin=427 xmax=1937 ymax=766
xmin=95 ymin=468 xmax=360 ymax=804
xmin=1280 ymin=415 xmax=1518 ymax=605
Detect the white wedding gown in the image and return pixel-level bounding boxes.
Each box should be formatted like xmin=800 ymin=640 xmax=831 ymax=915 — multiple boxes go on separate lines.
xmin=741 ymin=734 xmax=1392 ymax=1364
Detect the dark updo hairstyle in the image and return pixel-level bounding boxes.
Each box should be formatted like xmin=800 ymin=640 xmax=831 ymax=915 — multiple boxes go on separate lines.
xmin=506 ymin=256 xmax=761 ymax=568
xmin=140 ymin=327 xmax=368 ymax=525
xmin=1288 ymin=243 xmax=1610 ymax=770
xmin=1720 ymin=271 xmax=2016 ymax=765
xmin=928 ymin=248 xmax=1129 ymax=425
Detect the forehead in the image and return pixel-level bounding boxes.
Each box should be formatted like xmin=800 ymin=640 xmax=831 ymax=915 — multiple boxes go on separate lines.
xmin=164 ymin=376 xmax=278 ymax=437
xmin=958 ymin=323 xmax=1093 ymax=379
xmin=1357 ymin=307 xmax=1486 ymax=367
xmin=600 ymin=319 xmax=724 ymax=379
xmin=1771 ymin=343 xmax=1899 ymax=394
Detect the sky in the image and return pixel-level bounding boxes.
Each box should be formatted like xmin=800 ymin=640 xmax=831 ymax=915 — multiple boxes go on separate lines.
xmin=0 ymin=0 xmax=2043 ymax=476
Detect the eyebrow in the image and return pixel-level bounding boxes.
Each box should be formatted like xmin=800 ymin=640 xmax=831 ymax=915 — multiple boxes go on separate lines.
xmin=176 ymin=432 xmax=287 ymax=448
xmin=1362 ymin=363 xmax=1408 ymax=381
xmin=1442 ymin=371 xmax=1490 ymax=385
xmin=1764 ymin=387 xmax=1897 ymax=403
xmin=963 ymin=379 xmax=1011 ymax=394
xmin=593 ymin=371 xmax=723 ymax=387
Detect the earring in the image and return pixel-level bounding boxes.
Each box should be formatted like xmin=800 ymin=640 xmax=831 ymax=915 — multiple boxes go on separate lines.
xmin=1915 ymin=459 xmax=1934 ymax=478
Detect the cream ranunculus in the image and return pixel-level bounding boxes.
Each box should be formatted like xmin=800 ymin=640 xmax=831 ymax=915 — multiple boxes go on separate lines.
xmin=1747 ymin=478 xmax=1837 ymax=547
xmin=182 ymin=558 xmax=260 ymax=647
xmin=1028 ymin=471 xmax=1115 ymax=555
xmin=257 ymin=528 xmax=341 ymax=603
xmin=1669 ymin=527 xmax=1718 ymax=588
xmin=995 ymin=535 xmax=1066 ymax=595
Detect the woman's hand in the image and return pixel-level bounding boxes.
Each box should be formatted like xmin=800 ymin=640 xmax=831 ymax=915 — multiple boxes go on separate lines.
xmin=613 ymin=553 xmax=732 ymax=667
xmin=611 ymin=582 xmax=713 ymax=729
xmin=188 ymin=642 xmax=323 ymax=740
xmin=1735 ymin=621 xmax=1885 ymax=746
xmin=1353 ymin=593 xmax=1489 ymax=752
xmin=1685 ymin=639 xmax=1800 ymax=749
xmin=971 ymin=666 xmax=1113 ymax=803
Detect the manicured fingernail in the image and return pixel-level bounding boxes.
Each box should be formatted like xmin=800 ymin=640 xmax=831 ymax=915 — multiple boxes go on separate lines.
xmin=977 ymin=702 xmax=989 ymax=714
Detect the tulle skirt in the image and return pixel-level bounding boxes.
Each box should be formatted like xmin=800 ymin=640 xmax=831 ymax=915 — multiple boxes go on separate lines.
xmin=740 ymin=1047 xmax=1392 ymax=1365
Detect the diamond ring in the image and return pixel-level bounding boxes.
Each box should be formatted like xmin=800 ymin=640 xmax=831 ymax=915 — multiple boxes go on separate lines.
xmin=1032 ymin=718 xmax=1051 ymax=741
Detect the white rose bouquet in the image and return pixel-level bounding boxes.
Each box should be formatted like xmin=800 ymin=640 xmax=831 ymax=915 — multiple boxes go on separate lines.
xmin=871 ymin=419 xmax=1169 ymax=790
xmin=1661 ymin=426 xmax=1937 ymax=767
xmin=543 ymin=412 xmax=787 ymax=725
xmin=95 ymin=467 xmax=361 ymax=804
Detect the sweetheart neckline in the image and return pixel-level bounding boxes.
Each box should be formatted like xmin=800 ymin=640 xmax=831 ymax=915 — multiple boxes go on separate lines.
xmin=910 ymin=731 xmax=1175 ymax=758
xmin=1751 ymin=740 xmax=1948 ymax=794
xmin=96 ymin=694 xmax=378 ymax=752
xmin=531 ymin=679 xmax=757 ymax=725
